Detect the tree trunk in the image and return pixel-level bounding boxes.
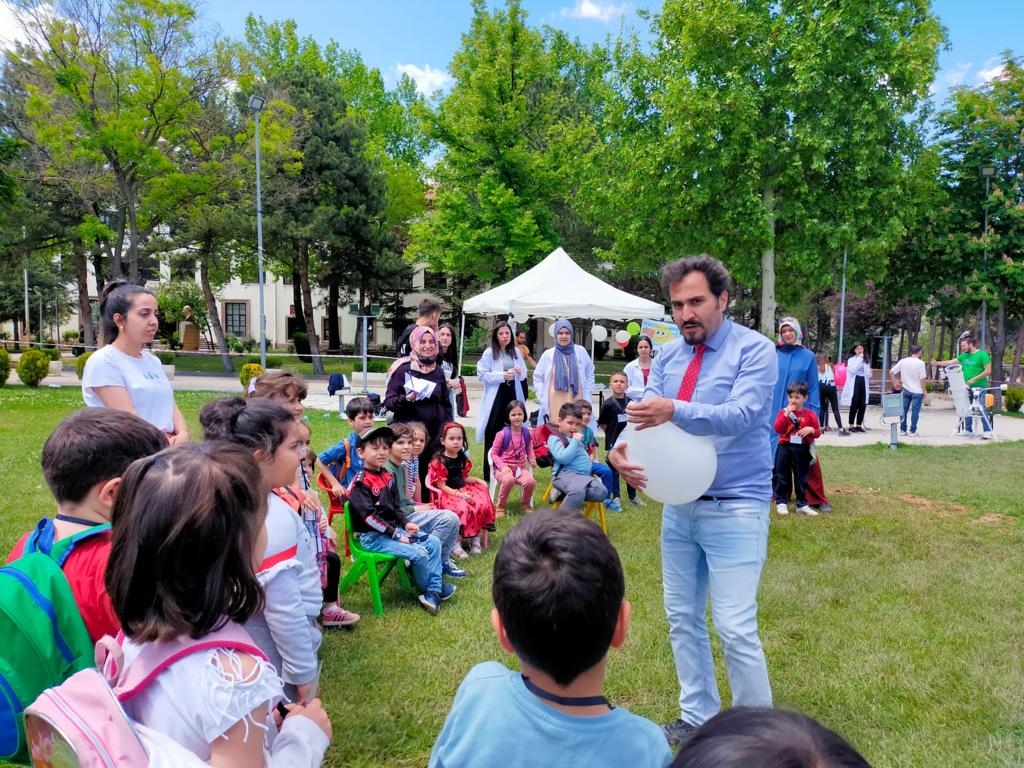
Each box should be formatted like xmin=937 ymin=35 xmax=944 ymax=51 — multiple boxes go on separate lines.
xmin=990 ymin=302 xmax=1006 ymax=408
xmin=291 ymin=270 xmax=305 ymax=334
xmin=72 ymin=237 xmax=96 ymax=349
xmin=198 ymin=240 xmax=233 ymax=373
xmin=759 ymin=184 xmax=777 ymax=336
xmin=297 ymin=240 xmax=324 ymax=375
xmin=1010 ymin=327 xmax=1022 ymax=386
xmin=326 ymin=279 xmax=340 ymax=353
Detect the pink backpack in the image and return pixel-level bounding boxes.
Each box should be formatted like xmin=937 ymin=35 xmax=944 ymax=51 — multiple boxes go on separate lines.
xmin=24 ymin=623 xmax=267 ymax=767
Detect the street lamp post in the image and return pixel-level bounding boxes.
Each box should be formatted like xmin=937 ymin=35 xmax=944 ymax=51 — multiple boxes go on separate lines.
xmin=979 ymin=164 xmax=995 ymax=350
xmin=31 ymin=286 xmax=42 ymax=346
xmin=249 ymin=94 xmax=268 ymax=369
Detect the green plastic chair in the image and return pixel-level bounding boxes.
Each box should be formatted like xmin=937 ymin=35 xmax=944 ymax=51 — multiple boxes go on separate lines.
xmin=338 ymin=502 xmax=415 ymax=616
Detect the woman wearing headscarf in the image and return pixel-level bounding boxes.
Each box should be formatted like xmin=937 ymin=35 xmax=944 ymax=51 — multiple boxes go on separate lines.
xmin=475 ymin=320 xmax=528 ymax=482
xmin=771 ymin=316 xmax=832 ymax=512
xmin=384 ymin=326 xmax=453 ymax=473
xmin=533 ymin=319 xmax=595 ymax=426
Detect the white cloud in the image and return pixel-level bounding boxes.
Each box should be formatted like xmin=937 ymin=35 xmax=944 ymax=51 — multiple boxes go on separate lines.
xmin=976 ymin=59 xmax=1006 ymax=84
xmin=0 ymin=0 xmax=29 ymax=51
xmin=561 ymin=0 xmax=632 ymax=23
xmin=394 ymin=63 xmax=453 ymax=96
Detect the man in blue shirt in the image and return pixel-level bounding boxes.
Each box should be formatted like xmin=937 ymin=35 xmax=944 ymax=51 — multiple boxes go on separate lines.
xmin=609 ymin=255 xmax=777 ymax=747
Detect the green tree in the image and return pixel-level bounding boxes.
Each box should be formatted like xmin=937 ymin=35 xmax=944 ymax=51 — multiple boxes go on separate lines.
xmin=409 ymin=0 xmax=602 ymax=285
xmin=587 ymin=0 xmax=945 ymax=334
xmin=934 ymin=52 xmax=1024 ymax=385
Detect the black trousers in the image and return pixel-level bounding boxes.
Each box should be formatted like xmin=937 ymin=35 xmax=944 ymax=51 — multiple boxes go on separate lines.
xmin=322 ymin=550 xmax=341 ymax=603
xmin=774 ymin=442 xmax=811 ymax=506
xmin=482 ymin=381 xmax=518 ymax=482
xmin=848 ymin=377 xmax=867 ymax=427
xmin=818 ymin=382 xmax=843 ymax=429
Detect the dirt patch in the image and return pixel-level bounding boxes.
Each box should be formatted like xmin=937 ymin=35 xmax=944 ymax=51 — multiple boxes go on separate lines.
xmin=896 ymin=493 xmax=970 ymax=518
xmin=972 ymin=513 xmax=1014 ymax=525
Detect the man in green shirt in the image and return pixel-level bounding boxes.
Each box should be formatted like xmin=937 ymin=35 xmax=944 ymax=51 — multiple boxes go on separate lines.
xmin=935 ymin=334 xmax=993 ymax=438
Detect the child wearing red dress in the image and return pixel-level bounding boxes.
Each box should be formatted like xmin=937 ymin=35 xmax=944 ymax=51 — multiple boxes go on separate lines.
xmin=428 ymin=422 xmax=496 ymax=555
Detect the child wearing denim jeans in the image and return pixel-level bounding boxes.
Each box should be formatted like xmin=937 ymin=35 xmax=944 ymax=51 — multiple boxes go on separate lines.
xmin=346 ymin=426 xmax=454 ymax=615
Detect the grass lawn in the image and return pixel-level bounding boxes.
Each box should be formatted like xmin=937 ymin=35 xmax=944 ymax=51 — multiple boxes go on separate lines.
xmin=1 ymin=386 xmax=1022 ymax=767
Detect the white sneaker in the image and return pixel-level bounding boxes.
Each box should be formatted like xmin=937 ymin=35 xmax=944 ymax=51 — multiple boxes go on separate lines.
xmin=797 ymin=505 xmax=819 ymax=517
xmin=981 ymin=432 xmax=993 ymax=440
xmin=776 ymin=503 xmax=789 ymax=516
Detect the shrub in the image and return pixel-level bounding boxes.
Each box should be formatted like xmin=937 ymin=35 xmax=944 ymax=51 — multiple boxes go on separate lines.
xmin=240 ymin=362 xmax=263 ymax=390
xmin=45 ymin=346 xmax=62 ymax=362
xmin=63 ymin=329 xmax=81 ymax=343
xmin=0 ymin=348 xmax=9 ymax=387
xmin=17 ymin=349 xmax=50 ymax=387
xmin=1005 ymin=387 xmax=1024 ymax=413
xmin=76 ymin=351 xmax=93 ymax=379
xmin=242 ymin=355 xmax=285 ymax=368
xmin=154 ymin=351 xmax=176 ymax=366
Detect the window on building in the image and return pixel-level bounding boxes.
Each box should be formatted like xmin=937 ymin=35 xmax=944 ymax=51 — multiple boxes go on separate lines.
xmin=225 ymin=301 xmax=248 ymax=337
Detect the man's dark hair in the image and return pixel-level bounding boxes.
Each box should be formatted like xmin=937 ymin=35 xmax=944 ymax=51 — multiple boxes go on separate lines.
xmin=418 ymin=298 xmax=442 ymax=318
xmin=492 ymin=509 xmax=625 ymax=686
xmin=671 ymin=707 xmax=871 ymax=768
xmin=661 ymin=254 xmax=733 ymax=299
xmin=909 ymin=344 xmax=923 ymax=355
xmin=41 ymin=409 xmax=168 ymax=503
xmin=786 ymin=381 xmax=809 ymax=398
xmin=345 ymin=396 xmax=376 ymax=420
xmin=557 ymin=401 xmax=583 ymax=420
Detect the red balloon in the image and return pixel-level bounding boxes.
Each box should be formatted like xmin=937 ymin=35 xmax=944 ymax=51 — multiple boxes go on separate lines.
xmin=616 ymin=339 xmax=629 ymax=348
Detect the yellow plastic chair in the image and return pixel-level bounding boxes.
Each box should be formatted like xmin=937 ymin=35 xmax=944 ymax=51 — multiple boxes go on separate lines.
xmin=337 ymin=503 xmax=415 ymax=616
xmin=542 ymin=481 xmax=608 ymax=534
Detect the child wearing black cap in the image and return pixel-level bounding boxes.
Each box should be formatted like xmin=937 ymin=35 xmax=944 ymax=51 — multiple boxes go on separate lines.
xmin=347 ymin=425 xmax=454 ymax=614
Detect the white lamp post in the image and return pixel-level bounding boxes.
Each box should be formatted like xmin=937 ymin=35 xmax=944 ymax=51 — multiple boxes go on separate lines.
xmin=249 ymin=94 xmax=268 ymax=369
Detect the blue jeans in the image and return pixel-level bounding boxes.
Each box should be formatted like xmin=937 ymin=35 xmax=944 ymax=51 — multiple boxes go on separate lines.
xmin=900 ymin=390 xmax=924 ymax=433
xmin=358 ymin=531 xmax=442 ymax=596
xmin=963 ymin=393 xmax=992 ymax=434
xmin=406 ymin=508 xmax=460 ymax=565
xmin=590 ymin=462 xmax=614 ymax=500
xmin=662 ymin=499 xmax=772 ymax=726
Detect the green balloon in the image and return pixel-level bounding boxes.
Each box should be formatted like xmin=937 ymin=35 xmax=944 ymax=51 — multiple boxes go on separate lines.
xmin=626 ymin=321 xmax=641 ymax=336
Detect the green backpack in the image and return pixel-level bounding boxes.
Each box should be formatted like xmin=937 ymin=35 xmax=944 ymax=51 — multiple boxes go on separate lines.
xmin=0 ymin=520 xmax=109 ymax=763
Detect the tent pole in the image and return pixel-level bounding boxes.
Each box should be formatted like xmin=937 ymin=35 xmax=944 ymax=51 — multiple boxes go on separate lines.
xmin=457 ymin=313 xmax=466 ymax=374
xmin=590 ymin=321 xmax=595 ymax=360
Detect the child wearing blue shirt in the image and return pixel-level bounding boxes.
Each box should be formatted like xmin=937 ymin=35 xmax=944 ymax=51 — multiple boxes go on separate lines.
xmin=547 ymin=402 xmax=609 ymax=512
xmin=576 ymin=398 xmax=620 ymax=512
xmin=430 ymin=509 xmax=672 ymax=768
xmin=317 ymin=397 xmax=375 ymax=499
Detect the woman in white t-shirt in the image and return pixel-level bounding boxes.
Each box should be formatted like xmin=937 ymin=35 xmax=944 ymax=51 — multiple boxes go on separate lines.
xmin=82 ymin=280 xmax=187 ymax=442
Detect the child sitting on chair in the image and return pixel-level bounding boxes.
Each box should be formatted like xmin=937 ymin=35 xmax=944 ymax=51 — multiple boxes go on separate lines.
xmin=548 ymin=403 xmax=609 ymax=513
xmin=427 ymin=422 xmax=496 ymax=555
xmin=429 ymin=509 xmax=672 ymax=768
xmin=347 ymin=425 xmax=453 ymax=615
xmin=488 ymin=400 xmax=537 ymax=517
xmin=575 ymin=398 xmax=620 ymax=513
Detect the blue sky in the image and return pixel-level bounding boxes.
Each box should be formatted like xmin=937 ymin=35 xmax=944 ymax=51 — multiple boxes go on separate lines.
xmin=1 ymin=0 xmax=1020 ymax=103
xmin=189 ymin=0 xmax=1022 ymax=105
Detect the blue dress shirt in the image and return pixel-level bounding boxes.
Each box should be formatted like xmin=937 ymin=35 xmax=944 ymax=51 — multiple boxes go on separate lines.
xmin=644 ymin=318 xmax=778 ymax=500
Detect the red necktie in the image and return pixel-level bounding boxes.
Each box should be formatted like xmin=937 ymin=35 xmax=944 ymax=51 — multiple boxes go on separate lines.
xmin=676 ymin=344 xmax=706 ymax=402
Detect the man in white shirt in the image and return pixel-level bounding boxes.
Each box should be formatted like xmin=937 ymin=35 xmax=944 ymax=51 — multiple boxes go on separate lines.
xmin=890 ymin=344 xmax=928 ymax=436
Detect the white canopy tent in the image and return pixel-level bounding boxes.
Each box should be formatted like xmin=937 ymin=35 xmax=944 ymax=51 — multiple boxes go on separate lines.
xmin=458 ymin=247 xmax=666 ymax=366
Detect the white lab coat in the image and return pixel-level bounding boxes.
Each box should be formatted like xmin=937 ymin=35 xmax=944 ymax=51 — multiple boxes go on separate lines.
xmin=475 ymin=348 xmax=527 ymax=442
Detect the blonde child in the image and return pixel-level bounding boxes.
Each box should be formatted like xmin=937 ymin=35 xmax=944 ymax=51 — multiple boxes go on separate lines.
xmin=200 ymin=397 xmax=322 ymax=704
xmin=427 ymin=422 xmax=496 ymax=555
xmin=108 ymin=442 xmax=332 ymax=766
xmin=404 ymin=421 xmax=428 ymax=502
xmin=488 ymin=399 xmax=537 ymax=516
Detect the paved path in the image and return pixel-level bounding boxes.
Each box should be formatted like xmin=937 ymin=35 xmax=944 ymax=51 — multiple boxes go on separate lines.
xmin=19 ymin=367 xmax=1024 ymax=446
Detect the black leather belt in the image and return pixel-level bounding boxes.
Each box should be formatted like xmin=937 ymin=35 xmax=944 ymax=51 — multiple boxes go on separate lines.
xmin=698 ymin=495 xmax=744 ymax=501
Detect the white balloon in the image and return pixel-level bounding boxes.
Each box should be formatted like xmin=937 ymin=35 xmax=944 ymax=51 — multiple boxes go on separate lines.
xmin=549 ymin=324 xmax=557 ymax=338
xmin=591 ymin=325 xmax=608 ymax=342
xmin=618 ymin=422 xmax=716 ymax=505
xmin=614 ymin=329 xmax=631 ymax=344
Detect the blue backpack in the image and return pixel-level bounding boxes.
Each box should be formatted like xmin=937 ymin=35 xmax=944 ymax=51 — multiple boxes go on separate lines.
xmin=0 ymin=519 xmax=110 ymax=763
